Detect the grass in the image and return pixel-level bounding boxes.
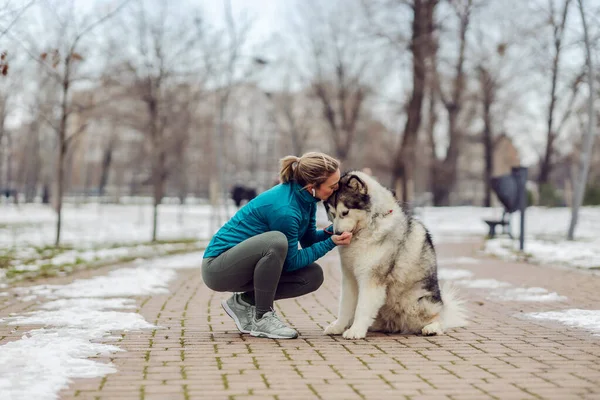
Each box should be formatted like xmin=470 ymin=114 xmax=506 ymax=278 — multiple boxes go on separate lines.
xmin=0 ymin=238 xmax=207 ymax=284
xmin=0 ymin=256 xmax=13 ymax=270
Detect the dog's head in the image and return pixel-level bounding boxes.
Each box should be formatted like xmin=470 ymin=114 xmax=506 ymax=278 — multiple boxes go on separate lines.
xmin=324 ymin=172 xmax=372 ymax=235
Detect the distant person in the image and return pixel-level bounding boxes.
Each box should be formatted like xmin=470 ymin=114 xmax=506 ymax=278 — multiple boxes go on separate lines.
xmin=202 ymin=152 xmax=352 ymax=339
xmin=42 ymin=185 xmax=50 ymax=204
xmin=231 ymin=185 xmax=257 ymax=208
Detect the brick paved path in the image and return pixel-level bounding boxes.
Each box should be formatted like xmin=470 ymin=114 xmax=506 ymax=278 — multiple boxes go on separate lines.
xmin=2 ymin=239 xmax=600 ymax=399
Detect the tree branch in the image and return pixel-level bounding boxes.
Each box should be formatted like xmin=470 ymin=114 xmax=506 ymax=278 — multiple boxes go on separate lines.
xmin=65 ymin=123 xmax=88 ymax=147
xmin=0 ymin=0 xmax=36 ymax=40
xmin=70 ymin=0 xmax=132 ymax=53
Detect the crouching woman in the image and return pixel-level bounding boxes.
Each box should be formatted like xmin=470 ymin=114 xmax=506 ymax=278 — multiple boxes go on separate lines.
xmin=202 ymin=152 xmax=352 ymax=339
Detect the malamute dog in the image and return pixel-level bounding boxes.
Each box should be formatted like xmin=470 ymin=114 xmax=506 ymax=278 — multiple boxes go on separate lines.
xmin=323 ymin=171 xmax=467 ymax=339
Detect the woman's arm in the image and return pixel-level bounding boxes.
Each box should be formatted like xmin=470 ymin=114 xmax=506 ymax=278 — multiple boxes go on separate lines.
xmin=272 ymin=214 xmax=336 ymax=271
xmin=299 ymin=204 xmax=333 ymax=248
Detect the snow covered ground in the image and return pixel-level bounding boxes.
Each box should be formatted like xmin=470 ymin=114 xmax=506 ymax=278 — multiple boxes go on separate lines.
xmin=0 ymin=252 xmax=203 ymax=400
xmin=0 ymin=203 xmax=214 ymax=283
xmin=1 ymin=202 xmax=600 ymax=399
xmin=437 ymin=260 xmax=568 ymax=303
xmin=438 ymin=258 xmax=600 ymax=337
xmin=522 ymin=310 xmax=600 ymax=337
xmin=0 ymin=202 xmax=217 ymax=248
xmin=1 ymin=203 xmax=599 ymax=282
xmin=416 ymin=206 xmax=600 ymax=270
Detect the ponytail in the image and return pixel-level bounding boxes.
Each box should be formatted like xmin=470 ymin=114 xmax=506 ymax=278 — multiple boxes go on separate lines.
xmin=278 ymin=152 xmax=340 ymax=187
xmin=279 ymin=155 xmax=301 ymax=183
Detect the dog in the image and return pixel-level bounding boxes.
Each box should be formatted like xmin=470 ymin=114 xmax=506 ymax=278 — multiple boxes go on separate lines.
xmin=323 ymin=171 xmax=467 ymax=339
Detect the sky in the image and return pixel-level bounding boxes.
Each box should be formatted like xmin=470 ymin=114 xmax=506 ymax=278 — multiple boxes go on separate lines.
xmin=105 ymin=0 xmax=600 ymax=166
xmin=2 ymin=0 xmax=599 ymax=167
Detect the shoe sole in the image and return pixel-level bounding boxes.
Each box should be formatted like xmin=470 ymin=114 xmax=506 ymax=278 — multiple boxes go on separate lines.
xmin=221 ymin=299 xmax=251 ymax=334
xmin=250 ymin=330 xmax=298 ymax=339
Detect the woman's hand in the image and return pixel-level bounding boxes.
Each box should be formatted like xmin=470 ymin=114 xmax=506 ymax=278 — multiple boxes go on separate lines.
xmin=332 ymin=231 xmax=352 ymax=246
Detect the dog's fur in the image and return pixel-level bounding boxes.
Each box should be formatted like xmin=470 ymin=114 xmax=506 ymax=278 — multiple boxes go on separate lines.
xmin=323 ymin=171 xmax=467 ymax=339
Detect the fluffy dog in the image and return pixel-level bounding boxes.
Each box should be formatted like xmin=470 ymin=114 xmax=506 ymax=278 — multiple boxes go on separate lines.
xmin=323 ymin=171 xmax=467 ymax=339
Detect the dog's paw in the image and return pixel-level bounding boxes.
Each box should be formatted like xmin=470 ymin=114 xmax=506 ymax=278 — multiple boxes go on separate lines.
xmin=421 ymin=321 xmax=444 ymax=336
xmin=342 ymin=325 xmax=367 ymax=340
xmin=324 ymin=321 xmax=346 ymax=335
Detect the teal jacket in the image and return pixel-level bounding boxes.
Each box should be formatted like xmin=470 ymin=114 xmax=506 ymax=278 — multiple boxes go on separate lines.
xmin=203 ymin=181 xmax=336 ymax=271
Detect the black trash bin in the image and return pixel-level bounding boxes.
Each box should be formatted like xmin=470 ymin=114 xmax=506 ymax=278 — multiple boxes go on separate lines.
xmin=490 ymin=167 xmax=528 ymax=250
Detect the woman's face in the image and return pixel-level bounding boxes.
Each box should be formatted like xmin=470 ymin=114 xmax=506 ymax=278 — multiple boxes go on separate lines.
xmin=313 ymin=169 xmax=340 ymax=201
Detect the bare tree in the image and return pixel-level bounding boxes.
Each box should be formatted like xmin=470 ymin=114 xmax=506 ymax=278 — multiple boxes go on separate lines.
xmin=213 ymin=0 xmax=253 ymax=227
xmin=538 ymin=0 xmax=575 ymax=185
xmin=0 ymin=88 xmax=9 ymax=191
xmin=268 ymin=68 xmax=314 ymax=156
xmin=568 ymin=0 xmax=596 ymax=240
xmin=21 ymin=1 xmax=130 ymax=246
xmin=16 ymin=64 xmax=58 ymax=203
xmin=472 ymin=11 xmax=518 ymax=207
xmin=398 ymin=0 xmax=438 ymax=203
xmin=0 ymin=1 xmax=36 ymax=191
xmin=477 ymin=64 xmax=496 ymax=206
xmin=117 ymin=0 xmax=208 ymax=241
xmin=362 ymin=0 xmax=439 ymax=203
xmin=271 ymin=89 xmax=313 ymax=156
xmin=204 ymin=0 xmax=269 ymax=231
xmin=0 ymin=0 xmax=36 ymax=43
xmin=293 ymin=0 xmax=373 ymax=163
xmin=97 ymin=127 xmax=117 ymax=198
xmin=0 ymin=74 xmax=9 ymax=182
xmin=429 ymin=0 xmax=474 ymax=206
xmin=161 ymin=82 xmax=207 ymax=207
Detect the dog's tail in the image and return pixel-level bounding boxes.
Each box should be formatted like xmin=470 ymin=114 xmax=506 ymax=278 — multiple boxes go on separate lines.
xmin=440 ymin=281 xmax=468 ymax=329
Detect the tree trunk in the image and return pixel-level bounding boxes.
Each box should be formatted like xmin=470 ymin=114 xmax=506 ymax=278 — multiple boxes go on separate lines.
xmin=430 ymin=0 xmax=470 ymax=206
xmin=24 ymin=128 xmax=40 ymax=203
xmin=393 ymin=0 xmax=437 ymax=204
xmin=480 ymin=66 xmax=495 ymax=207
xmin=483 ymin=116 xmax=494 ymax=207
xmin=55 ymin=60 xmax=71 ymax=247
xmin=432 ymin=172 xmax=450 ymax=205
xmin=0 ymin=104 xmax=6 ymax=191
xmin=432 ymin=107 xmax=463 ymax=206
xmin=568 ymin=0 xmax=595 ymax=240
xmin=148 ymin=101 xmax=164 ymax=242
xmin=98 ymin=140 xmax=114 ymax=197
xmin=151 ymin=144 xmax=165 ymax=242
xmin=539 ymin=0 xmax=571 ymax=185
xmin=538 ymin=132 xmax=555 ymax=184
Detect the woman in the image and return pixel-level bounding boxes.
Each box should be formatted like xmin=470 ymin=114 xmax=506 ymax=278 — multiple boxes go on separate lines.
xmin=202 ymin=152 xmax=352 ymax=339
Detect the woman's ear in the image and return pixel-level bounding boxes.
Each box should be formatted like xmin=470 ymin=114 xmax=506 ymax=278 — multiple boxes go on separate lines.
xmin=311 ymin=187 xmax=316 ymax=197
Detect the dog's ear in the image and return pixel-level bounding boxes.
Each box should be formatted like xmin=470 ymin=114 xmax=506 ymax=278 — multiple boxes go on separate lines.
xmin=346 ymin=175 xmax=368 ymax=194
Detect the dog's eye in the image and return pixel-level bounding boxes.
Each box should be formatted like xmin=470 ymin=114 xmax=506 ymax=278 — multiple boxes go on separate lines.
xmin=341 ymin=210 xmax=349 ymax=217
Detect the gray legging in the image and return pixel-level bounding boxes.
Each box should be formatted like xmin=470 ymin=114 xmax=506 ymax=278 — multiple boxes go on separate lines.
xmin=202 ymin=231 xmax=324 ymax=315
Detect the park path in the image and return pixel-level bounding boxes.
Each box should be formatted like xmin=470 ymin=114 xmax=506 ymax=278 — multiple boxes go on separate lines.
xmin=1 ymin=238 xmax=599 ymax=399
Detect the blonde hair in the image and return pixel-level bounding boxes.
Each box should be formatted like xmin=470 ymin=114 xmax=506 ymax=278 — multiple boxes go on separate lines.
xmin=279 ymin=152 xmax=340 ymax=188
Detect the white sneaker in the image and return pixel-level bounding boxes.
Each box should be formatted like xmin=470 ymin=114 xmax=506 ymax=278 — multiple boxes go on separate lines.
xmin=250 ymin=310 xmax=298 ymax=339
xmin=221 ymin=293 xmax=254 ymax=334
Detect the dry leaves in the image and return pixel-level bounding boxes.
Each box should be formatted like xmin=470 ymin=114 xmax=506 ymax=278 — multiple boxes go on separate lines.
xmin=41 ymin=49 xmax=62 ymax=68
xmin=1 ymin=51 xmax=8 ymax=76
xmin=40 ymin=49 xmax=84 ymax=67
xmin=497 ymin=43 xmax=507 ymax=56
